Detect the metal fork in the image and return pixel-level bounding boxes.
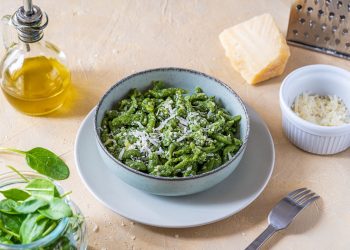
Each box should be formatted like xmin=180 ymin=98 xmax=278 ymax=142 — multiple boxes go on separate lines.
xmin=245 ymin=188 xmax=320 ymax=250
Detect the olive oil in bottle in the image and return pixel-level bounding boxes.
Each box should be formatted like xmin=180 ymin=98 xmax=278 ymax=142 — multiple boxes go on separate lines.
xmin=2 ymin=56 xmax=71 ymax=115
xmin=0 ymin=0 xmax=71 ymax=115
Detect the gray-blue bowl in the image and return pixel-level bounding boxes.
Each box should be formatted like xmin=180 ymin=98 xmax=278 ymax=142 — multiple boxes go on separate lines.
xmin=94 ymin=68 xmax=250 ymax=196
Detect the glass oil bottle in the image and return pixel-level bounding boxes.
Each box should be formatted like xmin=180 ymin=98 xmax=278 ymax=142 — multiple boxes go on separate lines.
xmin=0 ymin=0 xmax=71 ymax=115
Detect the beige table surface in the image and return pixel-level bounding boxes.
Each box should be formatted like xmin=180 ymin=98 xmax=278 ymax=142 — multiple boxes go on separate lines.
xmin=1 ymin=0 xmax=350 ymax=249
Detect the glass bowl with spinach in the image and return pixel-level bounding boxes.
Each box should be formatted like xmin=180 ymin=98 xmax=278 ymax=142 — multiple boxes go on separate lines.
xmin=100 ymin=81 xmax=243 ymax=177
xmin=0 ymin=171 xmax=87 ymax=250
xmin=0 ymin=146 xmax=87 ymax=249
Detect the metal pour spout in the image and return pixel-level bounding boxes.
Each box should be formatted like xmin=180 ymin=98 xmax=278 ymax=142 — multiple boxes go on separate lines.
xmin=11 ymin=0 xmax=49 ymax=43
xmin=23 ymin=0 xmax=33 ymax=15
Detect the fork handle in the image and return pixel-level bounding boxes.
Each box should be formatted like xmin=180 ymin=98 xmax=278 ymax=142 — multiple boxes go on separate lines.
xmin=245 ymin=225 xmax=277 ymax=250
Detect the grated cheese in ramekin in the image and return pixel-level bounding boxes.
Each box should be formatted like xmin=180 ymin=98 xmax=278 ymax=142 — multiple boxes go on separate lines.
xmin=292 ymin=92 xmax=350 ymax=126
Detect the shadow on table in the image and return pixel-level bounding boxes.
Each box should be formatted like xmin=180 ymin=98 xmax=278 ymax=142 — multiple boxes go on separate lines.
xmin=335 ymin=148 xmax=350 ymax=160
xmin=87 ymin=247 xmax=98 ymax=250
xmin=140 ymin=188 xmax=323 ymax=248
xmin=263 ymin=199 xmax=323 ymax=249
xmin=139 ymin=185 xmax=279 ymax=238
xmin=43 ymin=69 xmax=111 ymax=119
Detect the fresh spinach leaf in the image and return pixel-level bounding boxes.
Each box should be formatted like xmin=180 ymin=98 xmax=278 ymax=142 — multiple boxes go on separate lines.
xmin=41 ymin=220 xmax=57 ymax=237
xmin=0 ymin=152 xmax=76 ymax=246
xmin=0 ymin=189 xmax=30 ymax=201
xmin=0 ymin=199 xmax=19 ymax=214
xmin=0 ymin=212 xmax=24 ymax=235
xmin=15 ymin=198 xmax=48 ymax=214
xmin=39 ymin=198 xmax=72 ymax=220
xmin=19 ymin=213 xmax=49 ymax=244
xmin=0 ymin=147 xmax=70 ymax=180
xmin=25 ymin=178 xmax=59 ymax=201
xmin=43 ymin=235 xmax=77 ymax=250
xmin=25 ymin=147 xmax=70 ymax=180
xmin=0 ymin=219 xmax=20 ymax=240
xmin=0 ymin=236 xmax=13 ymax=244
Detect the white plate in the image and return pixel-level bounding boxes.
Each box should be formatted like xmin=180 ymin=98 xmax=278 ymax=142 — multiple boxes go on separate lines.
xmin=75 ymin=106 xmax=275 ymax=228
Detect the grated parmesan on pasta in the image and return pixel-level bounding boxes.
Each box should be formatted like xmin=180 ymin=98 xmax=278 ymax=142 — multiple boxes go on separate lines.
xmin=292 ymin=92 xmax=350 ymax=126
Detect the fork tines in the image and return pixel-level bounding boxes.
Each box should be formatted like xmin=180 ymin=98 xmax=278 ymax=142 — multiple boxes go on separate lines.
xmin=287 ymin=188 xmax=320 ymax=207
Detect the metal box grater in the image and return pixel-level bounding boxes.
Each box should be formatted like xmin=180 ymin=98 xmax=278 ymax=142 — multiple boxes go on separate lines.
xmin=287 ymin=0 xmax=350 ymax=59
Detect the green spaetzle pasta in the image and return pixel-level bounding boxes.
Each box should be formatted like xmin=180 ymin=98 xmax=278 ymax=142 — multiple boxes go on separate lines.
xmin=100 ymin=81 xmax=242 ymax=177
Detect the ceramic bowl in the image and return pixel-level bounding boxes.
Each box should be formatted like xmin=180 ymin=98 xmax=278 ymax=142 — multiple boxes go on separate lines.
xmin=94 ymin=68 xmax=250 ymax=196
xmin=280 ymin=64 xmax=350 ymax=155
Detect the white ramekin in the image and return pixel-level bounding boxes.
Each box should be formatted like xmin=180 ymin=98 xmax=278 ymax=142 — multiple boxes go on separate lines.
xmin=279 ymin=64 xmax=350 ymax=155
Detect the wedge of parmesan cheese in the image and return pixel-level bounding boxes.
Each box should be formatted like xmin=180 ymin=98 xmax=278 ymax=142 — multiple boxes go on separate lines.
xmin=219 ymin=13 xmax=290 ymax=84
